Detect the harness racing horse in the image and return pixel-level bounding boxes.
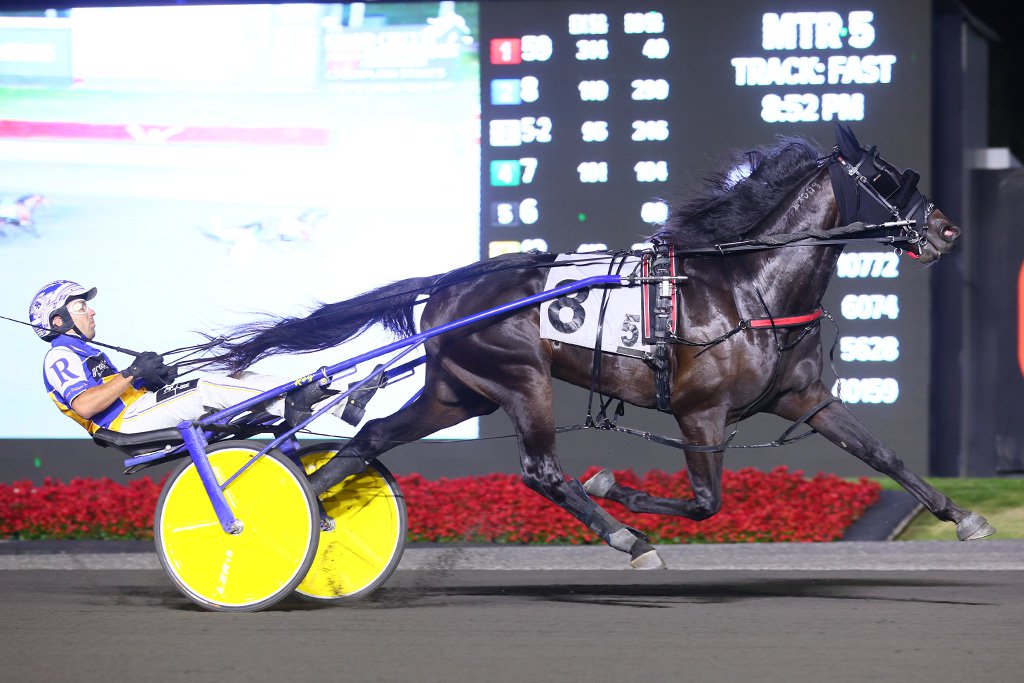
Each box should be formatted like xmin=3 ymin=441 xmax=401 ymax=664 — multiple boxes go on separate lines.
xmin=203 ymin=125 xmax=992 ymax=569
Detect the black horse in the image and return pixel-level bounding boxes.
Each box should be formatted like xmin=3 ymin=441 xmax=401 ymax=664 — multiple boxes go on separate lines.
xmin=203 ymin=125 xmax=992 ymax=568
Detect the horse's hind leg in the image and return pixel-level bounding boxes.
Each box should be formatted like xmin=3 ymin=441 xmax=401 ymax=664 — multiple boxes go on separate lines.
xmin=306 ymin=377 xmax=496 ymax=496
xmin=518 ymin=431 xmax=666 ymax=568
xmin=492 ymin=379 xmax=665 ymax=568
xmin=771 ymin=381 xmax=995 ymax=540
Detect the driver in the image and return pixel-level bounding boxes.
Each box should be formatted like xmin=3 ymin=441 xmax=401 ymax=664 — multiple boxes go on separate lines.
xmin=31 ymin=280 xmax=334 ymax=435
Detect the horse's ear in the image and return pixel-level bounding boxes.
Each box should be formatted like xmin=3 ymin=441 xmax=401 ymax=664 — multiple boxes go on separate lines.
xmin=834 ymin=121 xmax=862 ymax=160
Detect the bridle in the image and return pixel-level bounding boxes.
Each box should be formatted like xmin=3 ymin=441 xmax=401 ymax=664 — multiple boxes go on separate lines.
xmin=827 ymin=145 xmax=933 ymax=257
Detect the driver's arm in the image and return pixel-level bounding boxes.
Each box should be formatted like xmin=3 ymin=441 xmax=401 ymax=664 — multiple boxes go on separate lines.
xmin=70 ymin=374 xmax=135 ymax=420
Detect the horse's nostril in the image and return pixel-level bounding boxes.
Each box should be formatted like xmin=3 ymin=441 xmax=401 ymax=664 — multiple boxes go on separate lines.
xmin=942 ymin=226 xmax=960 ymax=241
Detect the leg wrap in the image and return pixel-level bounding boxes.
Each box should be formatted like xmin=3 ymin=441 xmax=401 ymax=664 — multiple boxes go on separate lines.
xmin=566 ymin=480 xmax=648 ymax=554
xmin=561 ymin=479 xmax=606 ymax=520
xmin=582 ymin=468 xmax=616 ymax=498
xmin=608 ymin=528 xmax=640 ymax=553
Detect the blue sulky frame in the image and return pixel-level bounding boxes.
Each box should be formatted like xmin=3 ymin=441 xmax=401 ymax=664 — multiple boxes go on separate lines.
xmin=123 ymin=274 xmax=625 ymax=534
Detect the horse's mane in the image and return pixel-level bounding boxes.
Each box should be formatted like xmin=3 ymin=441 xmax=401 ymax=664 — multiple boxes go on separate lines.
xmin=652 ymin=137 xmax=824 ymax=248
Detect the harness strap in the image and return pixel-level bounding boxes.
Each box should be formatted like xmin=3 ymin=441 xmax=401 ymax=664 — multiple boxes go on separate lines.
xmin=557 ymin=394 xmax=839 ymax=455
xmin=555 ymin=422 xmax=736 ymax=453
xmin=683 ymin=307 xmax=825 ymax=352
xmin=746 ymin=308 xmax=824 ymax=329
xmin=775 ymin=396 xmax=839 ymax=445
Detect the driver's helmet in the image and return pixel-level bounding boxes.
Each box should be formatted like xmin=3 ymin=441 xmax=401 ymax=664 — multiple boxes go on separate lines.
xmin=28 ymin=280 xmax=97 ymax=341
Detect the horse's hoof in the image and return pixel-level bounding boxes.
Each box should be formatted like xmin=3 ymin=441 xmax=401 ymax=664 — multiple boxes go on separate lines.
xmin=582 ymin=468 xmax=616 ymax=498
xmin=630 ymin=548 xmax=667 ymax=570
xmin=956 ymin=512 xmax=996 ymax=541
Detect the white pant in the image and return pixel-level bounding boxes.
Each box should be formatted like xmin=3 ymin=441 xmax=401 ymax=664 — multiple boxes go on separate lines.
xmin=115 ymin=372 xmax=287 ymax=434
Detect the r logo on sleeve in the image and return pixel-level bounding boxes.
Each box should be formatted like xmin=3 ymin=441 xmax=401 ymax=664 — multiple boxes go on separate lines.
xmin=43 ymin=346 xmax=92 ymax=403
xmin=49 ymin=357 xmax=80 ymax=384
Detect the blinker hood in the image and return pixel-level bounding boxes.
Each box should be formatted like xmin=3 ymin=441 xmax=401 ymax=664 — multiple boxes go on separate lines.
xmin=828 ymin=122 xmax=929 ymax=230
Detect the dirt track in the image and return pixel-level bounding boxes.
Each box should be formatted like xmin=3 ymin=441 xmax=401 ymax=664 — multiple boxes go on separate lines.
xmin=1 ymin=566 xmax=1022 ymax=683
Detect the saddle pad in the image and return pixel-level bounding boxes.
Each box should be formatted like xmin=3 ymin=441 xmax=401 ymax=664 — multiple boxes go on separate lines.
xmin=538 ymin=254 xmax=649 ymax=359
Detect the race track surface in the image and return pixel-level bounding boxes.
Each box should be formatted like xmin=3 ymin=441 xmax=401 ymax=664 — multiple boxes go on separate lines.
xmin=2 ymin=542 xmax=1023 ymax=683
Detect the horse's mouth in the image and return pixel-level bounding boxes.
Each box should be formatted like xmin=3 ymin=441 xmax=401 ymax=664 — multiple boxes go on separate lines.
xmin=938 ymin=224 xmax=961 ymax=244
xmin=917 ymin=222 xmax=961 ymax=263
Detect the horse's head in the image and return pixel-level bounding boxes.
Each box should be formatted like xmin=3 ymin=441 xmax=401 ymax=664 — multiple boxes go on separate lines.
xmin=831 ymin=123 xmax=959 ymax=264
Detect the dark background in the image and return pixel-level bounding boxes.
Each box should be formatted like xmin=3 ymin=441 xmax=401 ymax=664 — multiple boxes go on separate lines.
xmin=957 ymin=0 xmax=1024 ymax=162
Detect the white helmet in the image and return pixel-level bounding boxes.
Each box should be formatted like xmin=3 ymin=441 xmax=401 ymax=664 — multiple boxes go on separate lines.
xmin=28 ymin=280 xmax=97 ymax=341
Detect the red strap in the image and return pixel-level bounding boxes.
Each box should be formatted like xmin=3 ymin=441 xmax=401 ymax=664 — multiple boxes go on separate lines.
xmin=747 ymin=308 xmax=824 ymax=329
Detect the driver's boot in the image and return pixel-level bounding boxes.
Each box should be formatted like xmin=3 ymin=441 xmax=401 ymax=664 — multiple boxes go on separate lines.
xmin=284 ymin=380 xmax=338 ymax=426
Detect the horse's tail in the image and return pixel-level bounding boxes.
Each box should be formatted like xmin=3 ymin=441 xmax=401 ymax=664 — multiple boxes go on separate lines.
xmin=201 ymin=275 xmax=440 ymax=372
xmin=200 ymin=252 xmax=556 ymax=372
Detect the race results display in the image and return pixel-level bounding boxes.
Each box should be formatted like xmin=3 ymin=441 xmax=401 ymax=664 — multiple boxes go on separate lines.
xmin=477 ymin=0 xmax=933 ymax=462
xmin=481 ymin=3 xmax=677 ymax=256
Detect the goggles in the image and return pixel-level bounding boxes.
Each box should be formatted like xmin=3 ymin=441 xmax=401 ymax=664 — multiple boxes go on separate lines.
xmin=66 ymin=298 xmax=90 ymax=315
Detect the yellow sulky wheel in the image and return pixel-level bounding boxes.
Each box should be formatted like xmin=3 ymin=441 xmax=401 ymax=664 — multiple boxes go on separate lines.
xmin=154 ymin=440 xmax=319 ymax=612
xmin=296 ymin=444 xmax=407 ymax=602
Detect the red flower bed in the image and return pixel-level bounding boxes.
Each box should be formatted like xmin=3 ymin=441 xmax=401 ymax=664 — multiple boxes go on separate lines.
xmin=0 ymin=477 xmax=163 ymax=540
xmin=402 ymin=466 xmax=880 ymax=544
xmin=0 ymin=466 xmax=880 ymax=543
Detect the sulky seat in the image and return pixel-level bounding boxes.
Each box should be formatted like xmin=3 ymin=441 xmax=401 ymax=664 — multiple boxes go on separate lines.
xmin=92 ymin=427 xmax=184 ymax=457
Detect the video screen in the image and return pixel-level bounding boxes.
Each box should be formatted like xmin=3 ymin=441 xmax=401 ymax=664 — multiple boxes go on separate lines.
xmin=1 ymin=3 xmax=482 ymax=438
xmin=1 ymin=1 xmax=931 ymax=449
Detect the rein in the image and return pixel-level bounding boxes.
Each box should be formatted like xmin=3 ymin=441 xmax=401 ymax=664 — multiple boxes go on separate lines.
xmin=0 ymin=313 xmax=145 ymax=357
xmin=665 ymin=219 xmax=921 ymax=256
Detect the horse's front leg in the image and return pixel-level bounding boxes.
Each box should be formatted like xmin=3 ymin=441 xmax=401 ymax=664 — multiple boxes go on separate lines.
xmin=770 ymin=382 xmax=995 ymax=540
xmin=583 ymin=407 xmax=728 ymax=521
